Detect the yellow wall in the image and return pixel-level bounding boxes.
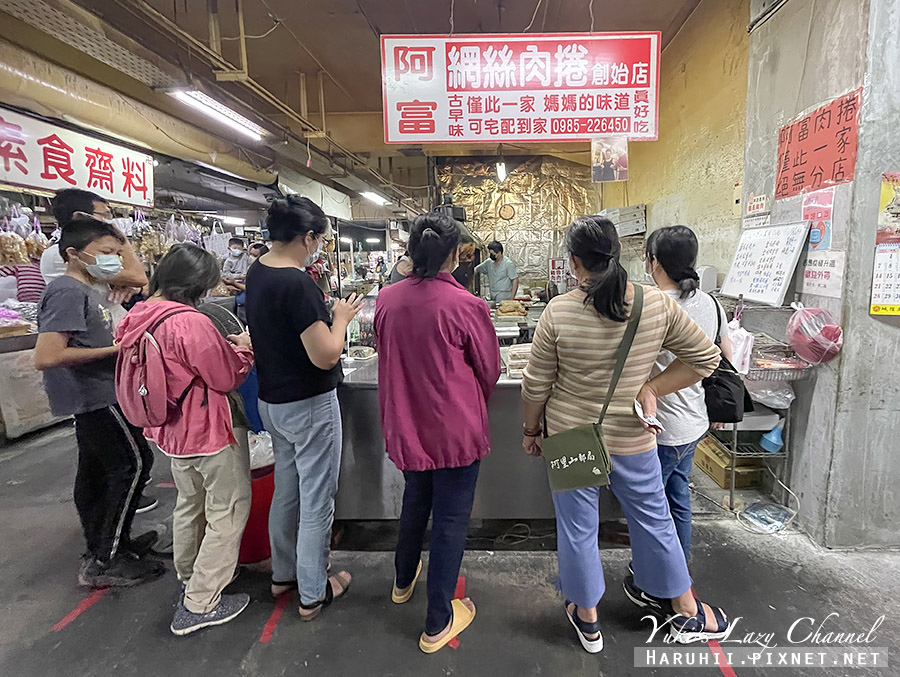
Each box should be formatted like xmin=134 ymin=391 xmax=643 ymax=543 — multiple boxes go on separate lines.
xmin=603 ymin=0 xmax=750 ymax=274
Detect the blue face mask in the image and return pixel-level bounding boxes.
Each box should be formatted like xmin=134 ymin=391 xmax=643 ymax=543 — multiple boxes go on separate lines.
xmin=82 ymin=253 xmax=123 ymax=280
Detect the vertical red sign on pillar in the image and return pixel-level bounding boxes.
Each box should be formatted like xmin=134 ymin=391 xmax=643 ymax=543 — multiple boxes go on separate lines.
xmin=774 ymin=88 xmax=862 ymax=200
xmin=381 ymin=33 xmax=660 ymax=144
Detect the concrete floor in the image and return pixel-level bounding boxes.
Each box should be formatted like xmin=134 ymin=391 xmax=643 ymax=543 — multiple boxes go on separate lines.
xmin=1 ymin=422 xmax=898 ymax=677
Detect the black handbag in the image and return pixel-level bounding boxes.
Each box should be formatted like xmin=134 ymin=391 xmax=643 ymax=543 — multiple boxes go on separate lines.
xmin=703 ymin=296 xmax=753 ymax=423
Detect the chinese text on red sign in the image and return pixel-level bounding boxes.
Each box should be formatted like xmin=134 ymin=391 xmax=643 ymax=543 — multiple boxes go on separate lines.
xmin=381 ymin=33 xmax=660 ymax=144
xmin=774 ymin=89 xmax=861 ymax=200
xmin=0 ymin=108 xmax=154 ymax=206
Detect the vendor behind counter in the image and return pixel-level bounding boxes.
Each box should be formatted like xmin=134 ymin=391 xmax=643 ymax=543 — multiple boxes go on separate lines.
xmin=474 ymin=240 xmax=519 ymax=302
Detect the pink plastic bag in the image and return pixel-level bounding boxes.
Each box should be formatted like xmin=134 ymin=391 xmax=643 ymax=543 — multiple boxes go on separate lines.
xmin=727 ymin=318 xmax=754 ymax=374
xmin=786 ymin=304 xmax=843 ymax=365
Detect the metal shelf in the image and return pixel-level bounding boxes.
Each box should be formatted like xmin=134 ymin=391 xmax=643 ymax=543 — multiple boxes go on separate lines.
xmin=732 ymin=441 xmax=787 ymax=459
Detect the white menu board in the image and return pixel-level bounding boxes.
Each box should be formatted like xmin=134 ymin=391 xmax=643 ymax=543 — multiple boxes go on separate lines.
xmin=721 ymin=222 xmax=811 ymax=306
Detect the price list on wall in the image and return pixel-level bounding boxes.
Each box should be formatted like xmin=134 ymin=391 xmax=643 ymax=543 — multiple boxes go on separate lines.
xmin=870 ymin=172 xmax=900 ymax=315
xmin=721 ymin=222 xmax=811 ymax=306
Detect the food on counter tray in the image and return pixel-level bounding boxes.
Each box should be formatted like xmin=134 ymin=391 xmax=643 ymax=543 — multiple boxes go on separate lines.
xmin=0 ymin=315 xmax=31 ymax=337
xmin=497 ymin=300 xmax=527 ymax=316
xmin=349 ymin=346 xmax=376 ymax=360
xmin=505 ymin=343 xmax=532 ymax=379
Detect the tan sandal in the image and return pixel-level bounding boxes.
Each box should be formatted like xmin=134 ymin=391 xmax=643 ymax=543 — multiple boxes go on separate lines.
xmin=299 ymin=571 xmax=351 ymax=622
xmin=392 ymin=560 xmax=422 ymax=604
xmin=418 ymin=599 xmax=476 ymax=654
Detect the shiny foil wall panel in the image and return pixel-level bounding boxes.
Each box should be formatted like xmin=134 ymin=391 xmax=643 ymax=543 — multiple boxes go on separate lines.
xmin=438 ymin=158 xmax=601 ymax=284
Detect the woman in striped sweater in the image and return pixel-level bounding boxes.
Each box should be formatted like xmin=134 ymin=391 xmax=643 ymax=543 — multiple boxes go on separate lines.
xmin=521 ymin=216 xmax=731 ymax=653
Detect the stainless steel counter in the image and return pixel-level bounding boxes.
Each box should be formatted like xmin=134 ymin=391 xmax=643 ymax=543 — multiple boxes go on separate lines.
xmin=335 ymin=356 xmax=556 ymax=519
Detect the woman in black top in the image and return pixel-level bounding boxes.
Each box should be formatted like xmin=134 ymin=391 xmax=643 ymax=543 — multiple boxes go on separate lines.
xmin=245 ymin=196 xmax=362 ymax=621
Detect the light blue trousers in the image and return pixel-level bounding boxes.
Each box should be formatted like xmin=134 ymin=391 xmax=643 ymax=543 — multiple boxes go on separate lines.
xmin=552 ymin=447 xmax=692 ymax=608
xmin=259 ymin=390 xmax=342 ymax=606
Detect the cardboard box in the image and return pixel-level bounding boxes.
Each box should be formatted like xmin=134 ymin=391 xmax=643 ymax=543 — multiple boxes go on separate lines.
xmin=693 ymin=435 xmax=762 ymax=489
xmin=601 ymin=205 xmax=646 ymax=222
xmin=615 ymin=218 xmax=647 ymax=237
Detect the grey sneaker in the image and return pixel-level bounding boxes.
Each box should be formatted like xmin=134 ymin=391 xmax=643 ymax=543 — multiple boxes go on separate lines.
xmin=170 ymin=593 xmax=251 ymax=636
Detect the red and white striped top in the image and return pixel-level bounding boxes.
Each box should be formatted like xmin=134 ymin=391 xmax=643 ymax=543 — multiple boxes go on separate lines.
xmin=0 ymin=260 xmax=46 ymax=303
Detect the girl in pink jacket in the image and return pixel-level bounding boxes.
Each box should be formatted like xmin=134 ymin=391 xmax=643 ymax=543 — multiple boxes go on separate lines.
xmin=115 ymin=243 xmax=254 ymax=637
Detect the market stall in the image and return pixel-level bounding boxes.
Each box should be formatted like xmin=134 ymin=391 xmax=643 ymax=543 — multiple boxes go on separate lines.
xmin=336 ymin=355 xmax=555 ymax=520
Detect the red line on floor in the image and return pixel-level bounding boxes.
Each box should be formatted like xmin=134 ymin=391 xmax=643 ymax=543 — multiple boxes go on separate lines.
xmin=156 ymin=482 xmax=176 ymax=489
xmin=448 ymin=576 xmax=467 ymax=650
xmin=452 ymin=576 xmax=466 ymax=600
xmin=708 ymin=640 xmax=739 ymax=677
xmin=259 ymin=593 xmax=291 ymax=643
xmin=51 ymin=588 xmax=109 ymax=632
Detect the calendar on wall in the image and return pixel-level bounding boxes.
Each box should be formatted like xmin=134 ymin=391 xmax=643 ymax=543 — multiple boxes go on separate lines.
xmin=870 ymin=172 xmax=900 ymax=315
xmin=721 ymin=222 xmax=811 ymax=306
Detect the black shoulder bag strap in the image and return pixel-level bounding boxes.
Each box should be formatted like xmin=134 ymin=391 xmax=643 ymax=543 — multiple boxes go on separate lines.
xmin=597 ymin=284 xmax=644 ymax=425
xmin=710 ymin=293 xmax=724 ymax=347
xmin=146 ymin=308 xmax=196 ymax=335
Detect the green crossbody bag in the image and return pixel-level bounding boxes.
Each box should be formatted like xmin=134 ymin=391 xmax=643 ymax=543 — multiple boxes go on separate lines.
xmin=541 ymin=284 xmax=644 ymax=493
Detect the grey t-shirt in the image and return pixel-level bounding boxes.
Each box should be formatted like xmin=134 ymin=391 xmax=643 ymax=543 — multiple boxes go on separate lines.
xmin=37 ymin=276 xmax=118 ymax=416
xmin=475 ymin=256 xmax=517 ymax=300
xmin=651 ymin=289 xmax=728 ymax=446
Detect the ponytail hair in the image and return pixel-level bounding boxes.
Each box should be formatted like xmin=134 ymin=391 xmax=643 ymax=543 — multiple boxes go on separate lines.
xmin=645 ymin=225 xmax=700 ymax=299
xmin=408 ymin=212 xmax=460 ymax=279
xmin=566 ymin=216 xmax=629 ymax=322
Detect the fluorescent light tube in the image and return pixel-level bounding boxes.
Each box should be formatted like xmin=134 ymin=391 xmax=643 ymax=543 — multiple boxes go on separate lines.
xmin=365 ymin=238 xmax=380 ymax=243
xmin=496 ymin=161 xmax=507 ymax=183
xmin=172 ymin=90 xmax=265 ymax=141
xmin=360 ymin=191 xmax=389 ymax=206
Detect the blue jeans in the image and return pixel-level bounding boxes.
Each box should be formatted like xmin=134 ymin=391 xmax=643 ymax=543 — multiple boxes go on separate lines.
xmin=552 ymin=448 xmax=691 ymax=607
xmin=394 ymin=461 xmax=480 ymax=635
xmin=259 ymin=390 xmax=342 ymax=606
xmin=657 ymin=436 xmax=703 ymax=562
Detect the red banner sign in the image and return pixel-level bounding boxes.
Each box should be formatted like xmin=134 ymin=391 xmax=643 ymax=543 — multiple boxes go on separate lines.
xmin=774 ymin=88 xmax=861 ymax=200
xmin=381 ymin=32 xmax=660 ymax=144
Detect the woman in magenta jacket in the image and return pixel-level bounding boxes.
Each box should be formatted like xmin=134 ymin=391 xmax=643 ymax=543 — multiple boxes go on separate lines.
xmin=375 ymin=213 xmax=501 ymax=654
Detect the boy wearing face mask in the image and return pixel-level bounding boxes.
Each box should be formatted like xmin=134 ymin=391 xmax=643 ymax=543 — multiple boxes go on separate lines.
xmin=34 ymin=218 xmax=164 ymax=589
xmin=41 ymin=189 xmax=149 ymax=328
xmin=223 ymin=238 xmax=250 ymax=292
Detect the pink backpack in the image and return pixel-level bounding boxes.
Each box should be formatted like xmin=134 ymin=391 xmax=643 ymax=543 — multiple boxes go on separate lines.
xmin=116 ymin=309 xmax=196 ymax=428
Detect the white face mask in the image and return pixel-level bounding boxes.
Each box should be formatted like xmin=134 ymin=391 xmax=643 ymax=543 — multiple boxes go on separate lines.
xmin=645 ymin=261 xmax=657 ymax=286
xmin=229 ymin=247 xmax=243 ymax=257
xmin=82 ymin=252 xmax=123 ymax=280
xmin=304 ymin=238 xmax=324 ymax=267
